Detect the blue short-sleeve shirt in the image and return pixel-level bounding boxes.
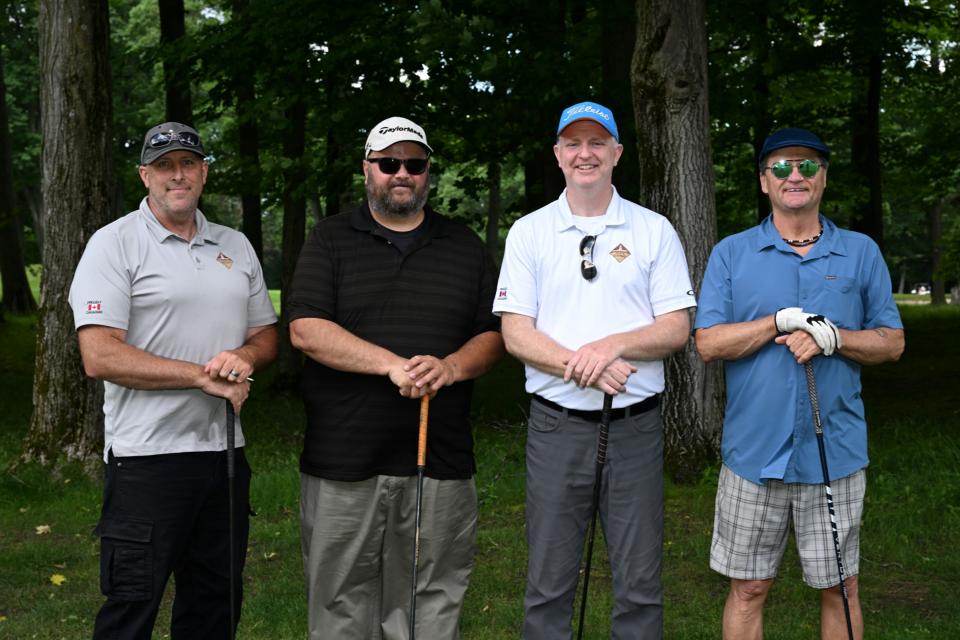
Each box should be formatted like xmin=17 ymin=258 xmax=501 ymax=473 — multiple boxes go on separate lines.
xmin=695 ymin=215 xmax=902 ymax=484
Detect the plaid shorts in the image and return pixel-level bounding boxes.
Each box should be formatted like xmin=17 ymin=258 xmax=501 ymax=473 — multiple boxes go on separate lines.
xmin=710 ymin=464 xmax=865 ymax=588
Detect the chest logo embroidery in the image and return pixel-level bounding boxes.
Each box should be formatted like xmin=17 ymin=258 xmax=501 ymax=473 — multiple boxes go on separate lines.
xmin=216 ymin=252 xmax=234 ymax=270
xmin=609 ymin=243 xmax=631 ymax=263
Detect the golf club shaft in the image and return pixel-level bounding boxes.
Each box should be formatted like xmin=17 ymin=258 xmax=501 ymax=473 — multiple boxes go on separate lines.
xmin=226 ymin=400 xmax=236 ymax=640
xmin=576 ymin=393 xmax=613 ymax=640
xmin=409 ymin=395 xmax=430 ymax=640
xmin=804 ymin=363 xmax=854 ymax=640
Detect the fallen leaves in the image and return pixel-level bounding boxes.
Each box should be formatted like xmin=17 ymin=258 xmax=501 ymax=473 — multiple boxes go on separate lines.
xmin=49 ymin=574 xmax=67 ymax=586
xmin=35 ymin=524 xmax=51 ymax=535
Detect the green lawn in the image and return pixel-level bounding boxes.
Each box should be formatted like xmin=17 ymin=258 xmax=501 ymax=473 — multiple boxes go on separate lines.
xmin=1 ymin=305 xmax=958 ymax=638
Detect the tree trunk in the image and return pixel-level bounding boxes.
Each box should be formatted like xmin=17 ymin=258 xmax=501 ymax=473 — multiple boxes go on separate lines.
xmin=0 ymin=40 xmax=36 ymax=314
xmin=230 ymin=0 xmax=262 ymax=261
xmin=929 ymin=200 xmax=945 ymax=305
xmin=485 ymin=160 xmax=501 ymax=262
xmin=273 ymin=71 xmax=308 ymax=389
xmin=751 ymin=7 xmax=772 ymax=223
xmin=601 ymin=0 xmax=639 ymax=203
xmin=158 ymin=0 xmax=193 ymax=125
xmin=633 ymin=0 xmax=724 ymax=481
xmin=24 ymin=0 xmax=113 ymax=472
xmin=848 ymin=4 xmax=884 ymax=248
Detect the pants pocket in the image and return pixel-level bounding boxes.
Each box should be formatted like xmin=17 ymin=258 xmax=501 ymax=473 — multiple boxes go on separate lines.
xmin=96 ymin=517 xmax=153 ymax=602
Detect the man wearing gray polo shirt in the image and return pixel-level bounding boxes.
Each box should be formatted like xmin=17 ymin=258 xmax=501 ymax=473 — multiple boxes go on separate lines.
xmin=69 ymin=122 xmax=278 ymax=640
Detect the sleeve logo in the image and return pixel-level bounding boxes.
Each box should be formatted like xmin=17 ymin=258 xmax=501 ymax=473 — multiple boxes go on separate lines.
xmin=497 ymin=287 xmax=508 ymax=300
xmin=85 ymin=301 xmax=103 ymax=314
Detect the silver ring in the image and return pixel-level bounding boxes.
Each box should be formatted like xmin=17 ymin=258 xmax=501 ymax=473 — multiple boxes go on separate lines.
xmin=229 ymin=370 xmax=239 ymax=377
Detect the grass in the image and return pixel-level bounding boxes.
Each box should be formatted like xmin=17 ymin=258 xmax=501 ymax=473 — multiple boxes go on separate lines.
xmin=1 ymin=305 xmax=958 ymax=638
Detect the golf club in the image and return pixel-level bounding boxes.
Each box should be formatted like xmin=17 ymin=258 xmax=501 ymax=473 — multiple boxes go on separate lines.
xmin=804 ymin=362 xmax=854 ymax=640
xmin=225 ymin=400 xmax=236 ymax=640
xmin=575 ymin=393 xmax=613 ymax=640
xmin=409 ymin=394 xmax=430 ymax=640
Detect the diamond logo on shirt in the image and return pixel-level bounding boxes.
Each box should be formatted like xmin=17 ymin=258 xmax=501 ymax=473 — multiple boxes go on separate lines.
xmin=609 ymin=243 xmax=631 ymax=263
xmin=216 ymin=252 xmax=234 ymax=270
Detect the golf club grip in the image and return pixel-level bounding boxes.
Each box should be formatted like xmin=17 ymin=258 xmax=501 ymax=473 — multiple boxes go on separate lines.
xmin=804 ymin=363 xmax=824 ymax=435
xmin=417 ymin=395 xmax=430 ymax=467
xmin=597 ymin=393 xmax=613 ymax=464
xmin=225 ymin=401 xmax=236 ymax=478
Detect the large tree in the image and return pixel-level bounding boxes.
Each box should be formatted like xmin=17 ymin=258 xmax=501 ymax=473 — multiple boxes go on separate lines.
xmin=22 ymin=0 xmax=113 ymax=470
xmin=158 ymin=0 xmax=193 ymax=124
xmin=633 ymin=0 xmax=724 ymax=480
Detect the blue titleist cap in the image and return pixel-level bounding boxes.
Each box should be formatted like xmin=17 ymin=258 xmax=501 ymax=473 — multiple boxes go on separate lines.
xmin=759 ymin=128 xmax=830 ymax=162
xmin=556 ymin=101 xmax=619 ymax=142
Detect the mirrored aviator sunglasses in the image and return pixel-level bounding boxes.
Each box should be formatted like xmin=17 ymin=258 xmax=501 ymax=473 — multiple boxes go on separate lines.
xmin=767 ymin=158 xmax=823 ymax=180
xmin=366 ymin=157 xmax=429 ymax=175
xmin=149 ymin=130 xmax=201 ymax=149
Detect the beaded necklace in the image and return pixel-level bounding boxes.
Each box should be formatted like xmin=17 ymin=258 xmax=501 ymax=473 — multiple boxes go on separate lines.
xmin=782 ymin=222 xmax=823 ymax=247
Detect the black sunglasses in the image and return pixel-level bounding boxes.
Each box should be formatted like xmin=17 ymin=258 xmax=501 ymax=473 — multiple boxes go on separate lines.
xmin=580 ymin=235 xmax=597 ymax=280
xmin=366 ymin=156 xmax=429 ymax=175
xmin=149 ymin=130 xmax=201 ymax=149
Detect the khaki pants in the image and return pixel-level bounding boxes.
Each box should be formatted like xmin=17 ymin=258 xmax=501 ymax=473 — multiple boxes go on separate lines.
xmin=300 ymin=474 xmax=477 ymax=640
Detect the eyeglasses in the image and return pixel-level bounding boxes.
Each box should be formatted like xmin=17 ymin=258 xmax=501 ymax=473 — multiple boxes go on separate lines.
xmin=149 ymin=130 xmax=201 ymax=149
xmin=580 ymin=235 xmax=597 ymax=280
xmin=366 ymin=156 xmax=429 ymax=176
xmin=764 ymin=159 xmax=824 ymax=180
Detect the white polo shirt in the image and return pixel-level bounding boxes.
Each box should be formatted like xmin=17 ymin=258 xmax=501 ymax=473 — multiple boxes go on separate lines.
xmin=493 ymin=187 xmax=695 ymax=410
xmin=69 ymin=198 xmax=277 ymax=461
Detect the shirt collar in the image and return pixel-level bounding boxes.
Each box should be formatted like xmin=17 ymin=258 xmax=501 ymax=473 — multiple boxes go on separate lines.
xmin=137 ymin=197 xmax=216 ymax=246
xmin=754 ymin=213 xmax=847 ymax=258
xmin=554 ymin=186 xmax=627 ymax=233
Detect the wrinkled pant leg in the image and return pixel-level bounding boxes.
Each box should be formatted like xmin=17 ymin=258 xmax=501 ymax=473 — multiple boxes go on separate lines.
xmin=523 ymin=403 xmax=597 ymax=640
xmin=171 ymin=449 xmax=251 ymax=640
xmin=301 ymin=475 xmax=388 ymax=640
xmin=92 ymin=452 xmax=209 ymax=640
xmin=603 ymin=410 xmax=664 ymax=640
xmin=381 ymin=477 xmax=477 ymax=640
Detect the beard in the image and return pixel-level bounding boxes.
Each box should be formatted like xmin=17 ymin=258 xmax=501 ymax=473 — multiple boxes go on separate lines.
xmin=365 ymin=168 xmax=430 ymax=218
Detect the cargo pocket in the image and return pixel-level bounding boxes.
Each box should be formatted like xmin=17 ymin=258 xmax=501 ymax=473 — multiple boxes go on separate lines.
xmin=96 ymin=518 xmax=153 ymax=601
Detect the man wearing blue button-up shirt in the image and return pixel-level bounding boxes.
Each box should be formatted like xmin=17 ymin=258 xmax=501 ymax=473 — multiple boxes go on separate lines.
xmin=695 ymin=128 xmax=904 ymax=640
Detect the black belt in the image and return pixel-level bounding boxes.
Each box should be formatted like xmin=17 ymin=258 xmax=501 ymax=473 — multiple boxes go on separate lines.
xmin=532 ymin=394 xmax=659 ymax=422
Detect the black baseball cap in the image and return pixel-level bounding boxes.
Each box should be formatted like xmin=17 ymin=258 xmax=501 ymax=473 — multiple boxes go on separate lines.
xmin=759 ymin=128 xmax=830 ymax=163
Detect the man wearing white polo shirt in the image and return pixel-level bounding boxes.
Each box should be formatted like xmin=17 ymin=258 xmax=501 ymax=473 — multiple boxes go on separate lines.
xmin=69 ymin=122 xmax=278 ymax=640
xmin=493 ymin=101 xmax=695 ymax=639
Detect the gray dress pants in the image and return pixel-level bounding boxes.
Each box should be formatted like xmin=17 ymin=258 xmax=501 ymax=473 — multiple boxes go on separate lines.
xmin=523 ymin=399 xmax=664 ymax=640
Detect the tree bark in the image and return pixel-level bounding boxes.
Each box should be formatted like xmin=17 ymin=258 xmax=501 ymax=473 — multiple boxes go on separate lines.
xmin=601 ymin=0 xmax=639 ymax=203
xmin=24 ymin=0 xmax=113 ymax=472
xmin=633 ymin=0 xmax=724 ymax=481
xmin=158 ymin=0 xmax=193 ymax=125
xmin=0 ymin=40 xmax=36 ymax=314
xmin=273 ymin=63 xmax=308 ymax=389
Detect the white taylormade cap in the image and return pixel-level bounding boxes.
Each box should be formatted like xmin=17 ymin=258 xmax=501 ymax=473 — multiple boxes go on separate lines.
xmin=364 ymin=117 xmax=433 ymax=156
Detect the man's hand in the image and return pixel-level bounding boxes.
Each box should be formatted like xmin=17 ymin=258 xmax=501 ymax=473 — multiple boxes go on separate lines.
xmin=592 ymin=358 xmax=637 ymax=395
xmin=774 ymin=307 xmax=842 ymax=356
xmin=564 ymin=337 xmax=622 ymax=388
xmin=204 ymin=347 xmax=256 ymax=383
xmin=199 ymin=376 xmax=250 ymax=414
xmin=404 ymin=355 xmax=455 ymax=394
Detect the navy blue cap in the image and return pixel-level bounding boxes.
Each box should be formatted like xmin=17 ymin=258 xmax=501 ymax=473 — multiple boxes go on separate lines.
xmin=759 ymin=128 xmax=829 ymax=162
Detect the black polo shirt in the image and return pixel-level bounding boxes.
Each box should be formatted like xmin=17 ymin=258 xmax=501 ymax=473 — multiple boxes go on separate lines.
xmin=288 ymin=202 xmax=501 ymax=481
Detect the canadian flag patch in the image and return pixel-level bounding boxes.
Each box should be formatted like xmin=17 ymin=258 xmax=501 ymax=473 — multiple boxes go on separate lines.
xmin=86 ymin=301 xmax=103 ymax=314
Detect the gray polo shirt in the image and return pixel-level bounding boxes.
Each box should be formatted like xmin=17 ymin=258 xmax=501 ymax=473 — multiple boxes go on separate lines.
xmin=69 ymin=197 xmax=277 ymax=461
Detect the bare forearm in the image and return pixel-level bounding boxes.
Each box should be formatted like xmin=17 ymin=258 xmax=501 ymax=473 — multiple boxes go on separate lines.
xmin=837 ymin=327 xmax=904 ymax=365
xmin=695 ymin=315 xmax=779 ymax=363
xmin=78 ymin=328 xmax=208 ymax=389
xmin=501 ymin=313 xmax=572 ymax=378
xmin=614 ymin=309 xmax=691 ymax=361
xmin=237 ymin=325 xmax=279 ymax=371
xmin=443 ymin=331 xmax=505 ymax=382
xmin=289 ymin=317 xmax=404 ymax=374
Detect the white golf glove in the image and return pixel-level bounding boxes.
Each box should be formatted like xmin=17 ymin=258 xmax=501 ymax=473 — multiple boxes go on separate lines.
xmin=775 ymin=307 xmax=843 ymax=356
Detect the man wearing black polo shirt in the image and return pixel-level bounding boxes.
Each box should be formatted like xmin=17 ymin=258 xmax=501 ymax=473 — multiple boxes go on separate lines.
xmin=288 ymin=116 xmax=504 ymax=640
